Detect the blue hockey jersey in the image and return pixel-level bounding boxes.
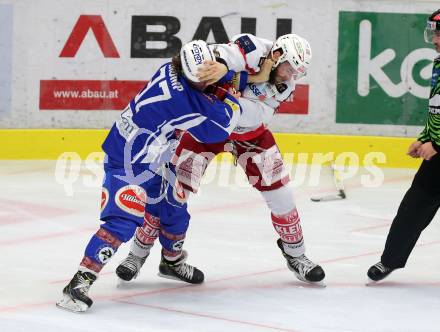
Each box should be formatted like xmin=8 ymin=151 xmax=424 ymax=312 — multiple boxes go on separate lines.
xmin=102 ymin=63 xmax=241 ymax=165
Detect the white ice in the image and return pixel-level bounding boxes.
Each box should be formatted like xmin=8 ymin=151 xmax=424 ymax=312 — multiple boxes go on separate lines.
xmin=0 ymin=160 xmax=439 ymax=332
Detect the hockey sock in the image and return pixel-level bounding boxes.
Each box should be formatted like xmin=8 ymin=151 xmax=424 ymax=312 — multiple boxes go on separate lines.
xmin=159 ymin=229 xmax=186 ymax=261
xmin=81 ymin=228 xmax=122 ymax=274
xmin=131 ymin=212 xmax=160 ymax=257
xmin=272 ymin=208 xmax=305 ymax=257
xmin=162 ymin=249 xmax=182 ymax=262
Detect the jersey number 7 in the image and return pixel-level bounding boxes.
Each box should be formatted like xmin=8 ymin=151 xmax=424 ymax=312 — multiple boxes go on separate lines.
xmin=134 ymin=66 xmax=171 ymax=113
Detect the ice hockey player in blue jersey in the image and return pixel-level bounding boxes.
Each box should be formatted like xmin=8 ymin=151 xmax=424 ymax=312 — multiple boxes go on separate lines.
xmin=56 ymin=40 xmax=242 ymax=313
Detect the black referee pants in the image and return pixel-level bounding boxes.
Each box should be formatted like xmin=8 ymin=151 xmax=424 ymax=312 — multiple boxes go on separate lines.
xmin=381 ymin=154 xmax=440 ymax=269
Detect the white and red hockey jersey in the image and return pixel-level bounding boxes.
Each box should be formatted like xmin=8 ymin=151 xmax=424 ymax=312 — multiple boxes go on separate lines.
xmin=211 ymin=34 xmax=295 ymax=141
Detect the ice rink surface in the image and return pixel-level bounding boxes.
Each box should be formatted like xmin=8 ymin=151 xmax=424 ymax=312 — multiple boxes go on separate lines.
xmin=1 ymin=160 xmax=439 ymax=332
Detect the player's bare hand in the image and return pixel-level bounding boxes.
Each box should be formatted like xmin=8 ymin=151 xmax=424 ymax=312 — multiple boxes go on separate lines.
xmin=197 ymin=61 xmax=228 ymax=85
xmin=417 ymin=141 xmax=437 ymax=160
xmin=407 ymin=140 xmax=422 ymax=158
xmin=259 ymin=58 xmax=274 ymax=78
xmin=228 ymin=87 xmax=241 ymax=99
xmin=248 ymin=58 xmax=274 ymax=83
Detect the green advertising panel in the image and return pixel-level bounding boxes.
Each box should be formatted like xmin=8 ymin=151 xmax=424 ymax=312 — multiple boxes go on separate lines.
xmin=336 ymin=11 xmax=436 ymax=125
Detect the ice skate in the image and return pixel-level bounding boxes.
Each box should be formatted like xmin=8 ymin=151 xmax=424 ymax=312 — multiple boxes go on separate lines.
xmin=116 ymin=252 xmax=149 ymax=281
xmin=56 ymin=271 xmax=97 ymax=313
xmin=277 ymin=239 xmax=325 ymax=285
xmin=366 ymin=262 xmax=394 ymax=284
xmin=158 ymin=250 xmax=204 ymax=284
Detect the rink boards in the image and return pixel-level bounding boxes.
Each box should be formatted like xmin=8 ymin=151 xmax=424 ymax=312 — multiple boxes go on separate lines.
xmin=0 ymin=129 xmax=421 ymax=168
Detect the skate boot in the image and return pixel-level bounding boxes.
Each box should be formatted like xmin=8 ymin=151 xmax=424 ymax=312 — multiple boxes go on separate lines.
xmin=277 ymin=239 xmax=325 ymax=284
xmin=116 ymin=252 xmax=149 ymax=281
xmin=158 ymin=250 xmax=204 ymax=284
xmin=56 ymin=271 xmax=97 ymax=313
xmin=367 ymin=262 xmax=394 ymax=283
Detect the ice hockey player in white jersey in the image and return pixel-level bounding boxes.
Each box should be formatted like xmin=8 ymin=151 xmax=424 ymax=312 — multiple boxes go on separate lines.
xmin=116 ymin=33 xmax=325 ymax=285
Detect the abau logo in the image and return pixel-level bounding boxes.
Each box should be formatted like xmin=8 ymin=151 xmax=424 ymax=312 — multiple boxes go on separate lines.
xmin=336 ymin=11 xmax=435 ymax=125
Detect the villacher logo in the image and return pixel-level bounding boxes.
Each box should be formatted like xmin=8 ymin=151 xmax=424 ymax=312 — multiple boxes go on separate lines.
xmin=115 ymin=185 xmax=147 ymax=217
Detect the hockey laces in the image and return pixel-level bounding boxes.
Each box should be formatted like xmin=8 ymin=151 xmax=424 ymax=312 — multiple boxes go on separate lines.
xmin=175 ymin=261 xmax=194 ymax=280
xmin=74 ymin=273 xmax=95 ymax=293
xmin=121 ymin=253 xmax=145 ymax=277
xmin=289 ymin=255 xmax=316 ymax=276
xmin=374 ymin=262 xmax=392 ymax=273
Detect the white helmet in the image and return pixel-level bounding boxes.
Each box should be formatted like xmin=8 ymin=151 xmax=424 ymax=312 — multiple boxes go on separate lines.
xmin=271 ymin=34 xmax=312 ymax=79
xmin=180 ymin=40 xmax=215 ymax=82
